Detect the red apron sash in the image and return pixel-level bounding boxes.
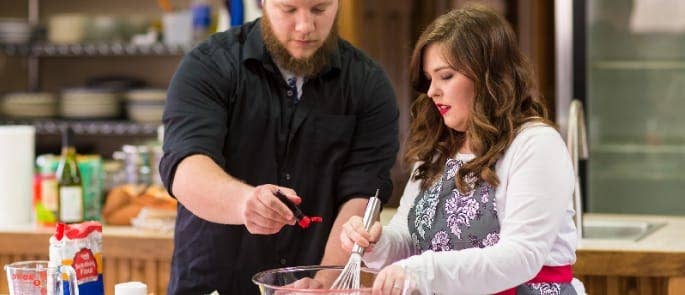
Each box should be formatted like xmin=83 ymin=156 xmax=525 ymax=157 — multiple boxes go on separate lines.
xmin=494 ymin=265 xmax=573 ymax=295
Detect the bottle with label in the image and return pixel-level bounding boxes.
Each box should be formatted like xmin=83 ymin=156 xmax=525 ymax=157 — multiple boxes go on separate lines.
xmin=56 ymin=127 xmax=84 ymax=223
xmin=192 ymin=0 xmax=212 ymax=42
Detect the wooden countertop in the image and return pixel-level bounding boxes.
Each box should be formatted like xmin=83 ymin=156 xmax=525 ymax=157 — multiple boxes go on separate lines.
xmin=0 ymin=224 xmax=173 ymax=238
xmin=1 ymin=211 xmax=683 ymax=258
xmin=1 ymin=212 xmax=684 ymax=294
xmin=0 ymin=224 xmax=173 ymax=261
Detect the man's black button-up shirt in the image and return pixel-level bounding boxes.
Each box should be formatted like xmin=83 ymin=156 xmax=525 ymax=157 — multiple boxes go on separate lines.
xmin=160 ymin=20 xmax=399 ymax=294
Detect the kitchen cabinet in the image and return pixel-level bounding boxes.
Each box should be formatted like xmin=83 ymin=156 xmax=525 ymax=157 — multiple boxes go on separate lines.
xmin=0 ymin=225 xmax=173 ymax=295
xmin=575 ymin=214 xmax=685 ymax=295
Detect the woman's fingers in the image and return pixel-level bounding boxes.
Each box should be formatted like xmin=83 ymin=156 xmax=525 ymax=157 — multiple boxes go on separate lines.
xmin=372 ymin=265 xmax=406 ymax=295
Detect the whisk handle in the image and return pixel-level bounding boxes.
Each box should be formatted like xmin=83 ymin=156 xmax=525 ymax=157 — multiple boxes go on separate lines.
xmin=352 ymin=189 xmax=382 ymax=255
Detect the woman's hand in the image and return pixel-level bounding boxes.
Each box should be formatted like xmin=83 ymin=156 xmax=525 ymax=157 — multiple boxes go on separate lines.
xmin=372 ymin=264 xmax=407 ymax=295
xmin=242 ymin=185 xmax=300 ymax=234
xmin=340 ymin=215 xmax=382 ymax=253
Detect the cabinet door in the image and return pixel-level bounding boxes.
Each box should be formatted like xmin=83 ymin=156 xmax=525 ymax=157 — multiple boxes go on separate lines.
xmin=586 ymin=0 xmax=685 ymax=214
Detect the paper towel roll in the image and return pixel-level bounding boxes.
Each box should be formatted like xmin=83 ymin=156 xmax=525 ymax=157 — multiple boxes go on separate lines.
xmin=0 ymin=126 xmax=35 ymax=226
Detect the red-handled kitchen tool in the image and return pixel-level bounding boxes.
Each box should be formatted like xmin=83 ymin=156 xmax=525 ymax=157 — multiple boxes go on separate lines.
xmin=274 ymin=190 xmax=322 ymax=229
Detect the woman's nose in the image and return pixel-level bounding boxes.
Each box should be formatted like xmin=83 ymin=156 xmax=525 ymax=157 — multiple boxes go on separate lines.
xmin=426 ymin=82 xmax=440 ymax=99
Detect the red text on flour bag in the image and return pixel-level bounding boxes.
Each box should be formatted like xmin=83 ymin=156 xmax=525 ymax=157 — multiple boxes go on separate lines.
xmin=73 ymin=248 xmax=98 ymax=282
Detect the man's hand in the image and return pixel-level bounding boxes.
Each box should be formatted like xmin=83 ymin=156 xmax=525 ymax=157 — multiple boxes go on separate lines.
xmin=340 ymin=215 xmax=382 ymax=253
xmin=242 ymin=184 xmax=301 ymax=234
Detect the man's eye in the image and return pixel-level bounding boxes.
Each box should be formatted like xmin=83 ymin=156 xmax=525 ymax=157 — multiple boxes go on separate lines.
xmin=312 ymin=7 xmax=325 ymax=14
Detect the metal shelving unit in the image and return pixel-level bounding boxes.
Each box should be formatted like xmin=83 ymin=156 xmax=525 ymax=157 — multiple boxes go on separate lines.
xmin=0 ymin=41 xmax=189 ymax=90
xmin=0 ymin=42 xmax=192 ymax=57
xmin=0 ymin=41 xmax=178 ymax=136
xmin=0 ymin=119 xmax=160 ymax=136
xmin=0 ymin=0 xmax=183 ymax=138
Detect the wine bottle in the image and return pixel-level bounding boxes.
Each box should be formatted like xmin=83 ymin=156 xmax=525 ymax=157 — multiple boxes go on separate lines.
xmin=56 ymin=127 xmax=84 ymax=223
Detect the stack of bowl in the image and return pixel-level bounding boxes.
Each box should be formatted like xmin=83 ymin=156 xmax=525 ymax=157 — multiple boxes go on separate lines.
xmin=125 ymin=88 xmax=166 ymax=123
xmin=1 ymin=92 xmax=57 ymax=118
xmin=60 ymin=87 xmax=121 ymax=119
xmin=0 ymin=18 xmax=31 ymax=44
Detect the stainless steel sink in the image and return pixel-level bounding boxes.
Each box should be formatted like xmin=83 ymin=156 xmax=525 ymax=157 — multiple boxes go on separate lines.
xmin=583 ymin=220 xmax=666 ymax=241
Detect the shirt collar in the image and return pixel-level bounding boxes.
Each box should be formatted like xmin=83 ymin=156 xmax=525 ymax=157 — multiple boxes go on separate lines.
xmin=242 ymin=19 xmax=341 ymax=78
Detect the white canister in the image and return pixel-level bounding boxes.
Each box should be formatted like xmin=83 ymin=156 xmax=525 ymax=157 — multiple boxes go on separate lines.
xmin=162 ymin=10 xmax=193 ymax=46
xmin=114 ymin=281 xmax=147 ymax=295
xmin=0 ymin=125 xmax=35 ymax=225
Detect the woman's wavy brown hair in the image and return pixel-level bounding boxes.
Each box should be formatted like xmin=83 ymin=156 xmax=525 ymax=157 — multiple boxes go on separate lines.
xmin=405 ymin=5 xmax=553 ymax=193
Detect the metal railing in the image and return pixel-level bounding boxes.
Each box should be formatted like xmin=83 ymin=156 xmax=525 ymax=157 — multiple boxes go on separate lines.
xmin=567 ymin=99 xmax=589 ymax=239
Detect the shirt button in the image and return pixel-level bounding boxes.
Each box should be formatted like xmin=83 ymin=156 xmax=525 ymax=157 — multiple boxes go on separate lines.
xmin=280 ymin=258 xmax=287 ymax=265
xmin=287 ymin=90 xmax=294 ymax=96
xmin=284 ymin=173 xmax=291 ymax=181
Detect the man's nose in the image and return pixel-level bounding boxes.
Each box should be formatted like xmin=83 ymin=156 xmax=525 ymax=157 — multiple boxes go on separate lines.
xmin=294 ymin=11 xmax=315 ymax=35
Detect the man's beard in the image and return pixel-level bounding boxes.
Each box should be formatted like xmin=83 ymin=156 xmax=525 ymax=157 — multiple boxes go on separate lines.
xmin=261 ymin=14 xmax=338 ymax=77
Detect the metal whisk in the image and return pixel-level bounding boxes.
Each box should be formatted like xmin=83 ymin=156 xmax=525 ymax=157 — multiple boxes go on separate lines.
xmin=330 ymin=189 xmax=382 ymax=291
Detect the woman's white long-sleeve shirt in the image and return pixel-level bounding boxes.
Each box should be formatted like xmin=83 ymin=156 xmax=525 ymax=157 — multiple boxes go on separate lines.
xmin=364 ymin=124 xmax=577 ymax=294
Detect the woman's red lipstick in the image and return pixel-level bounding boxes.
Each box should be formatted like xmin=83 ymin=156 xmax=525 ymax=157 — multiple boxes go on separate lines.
xmin=436 ymin=103 xmax=450 ymax=115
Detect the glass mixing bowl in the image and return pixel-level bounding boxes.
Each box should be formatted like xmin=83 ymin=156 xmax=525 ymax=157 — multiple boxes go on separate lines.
xmin=252 ymin=265 xmax=378 ymax=294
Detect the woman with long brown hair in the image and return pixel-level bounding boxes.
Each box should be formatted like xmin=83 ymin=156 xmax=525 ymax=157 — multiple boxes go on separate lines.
xmin=340 ymin=5 xmax=583 ymax=294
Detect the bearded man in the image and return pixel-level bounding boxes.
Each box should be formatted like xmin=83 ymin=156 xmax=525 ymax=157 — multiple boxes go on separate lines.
xmin=160 ymin=0 xmax=399 ymax=293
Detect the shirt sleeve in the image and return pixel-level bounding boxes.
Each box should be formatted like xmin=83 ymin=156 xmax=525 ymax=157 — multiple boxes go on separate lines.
xmin=363 ymin=163 xmax=421 ymax=268
xmin=159 ymin=44 xmax=235 ymax=196
xmin=389 ymin=127 xmax=576 ymax=294
xmin=335 ymin=66 xmax=400 ymax=205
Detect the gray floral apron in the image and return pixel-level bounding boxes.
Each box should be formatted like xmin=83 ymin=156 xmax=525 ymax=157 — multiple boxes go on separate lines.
xmin=408 ymin=158 xmax=577 ymax=295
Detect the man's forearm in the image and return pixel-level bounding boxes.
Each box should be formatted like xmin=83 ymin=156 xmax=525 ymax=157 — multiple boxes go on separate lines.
xmin=172 ymin=154 xmax=253 ymax=224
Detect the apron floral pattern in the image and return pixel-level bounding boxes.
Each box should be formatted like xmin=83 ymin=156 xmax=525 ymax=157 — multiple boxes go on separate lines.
xmin=407 ymin=157 xmax=577 ymax=295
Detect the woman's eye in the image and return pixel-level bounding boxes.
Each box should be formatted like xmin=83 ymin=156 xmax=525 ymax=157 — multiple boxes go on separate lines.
xmin=441 ymin=74 xmax=452 ymax=80
xmin=312 ymin=7 xmax=325 ymax=14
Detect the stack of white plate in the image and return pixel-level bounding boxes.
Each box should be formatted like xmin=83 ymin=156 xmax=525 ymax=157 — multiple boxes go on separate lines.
xmin=60 ymin=88 xmax=121 ymax=119
xmin=1 ymin=92 xmax=57 ymax=118
xmin=0 ymin=18 xmax=31 ymax=44
xmin=126 ymin=88 xmax=166 ymax=123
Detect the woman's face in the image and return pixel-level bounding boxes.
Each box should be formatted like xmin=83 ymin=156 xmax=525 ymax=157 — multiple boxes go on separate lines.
xmin=422 ymin=43 xmax=475 ymax=132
